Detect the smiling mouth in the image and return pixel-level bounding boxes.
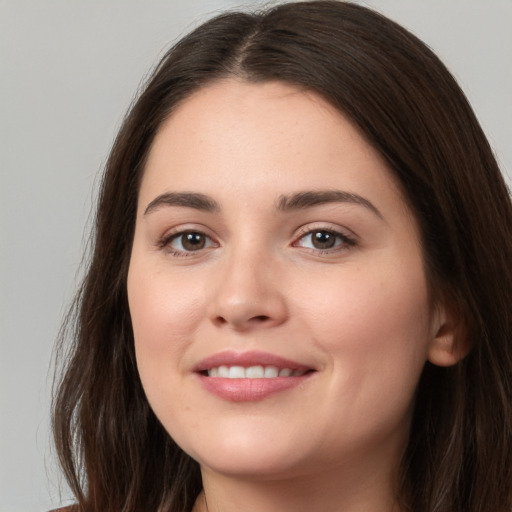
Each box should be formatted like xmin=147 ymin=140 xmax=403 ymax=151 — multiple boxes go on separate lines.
xmin=203 ymin=365 xmax=311 ymax=378
xmin=194 ymin=351 xmax=316 ymax=401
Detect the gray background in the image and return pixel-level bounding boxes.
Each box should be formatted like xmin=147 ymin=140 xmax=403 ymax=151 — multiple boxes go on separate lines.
xmin=1 ymin=1 xmax=511 ymax=510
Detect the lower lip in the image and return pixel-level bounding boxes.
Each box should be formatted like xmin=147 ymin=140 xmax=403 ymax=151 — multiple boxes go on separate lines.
xmin=198 ymin=374 xmax=312 ymax=402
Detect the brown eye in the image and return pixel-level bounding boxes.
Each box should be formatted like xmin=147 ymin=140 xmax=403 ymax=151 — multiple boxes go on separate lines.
xmin=166 ymin=231 xmax=215 ymax=254
xmin=311 ymin=231 xmax=337 ymax=249
xmin=181 ymin=232 xmax=206 ymax=251
xmin=295 ymin=228 xmax=355 ymax=252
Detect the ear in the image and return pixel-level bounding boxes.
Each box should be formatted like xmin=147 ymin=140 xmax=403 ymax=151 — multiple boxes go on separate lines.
xmin=427 ymin=301 xmax=470 ymax=367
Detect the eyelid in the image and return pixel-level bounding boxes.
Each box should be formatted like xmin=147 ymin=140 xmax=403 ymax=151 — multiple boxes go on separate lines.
xmin=157 ymin=224 xmax=219 ymax=256
xmin=155 ymin=222 xmax=357 ymax=257
xmin=292 ymin=223 xmax=358 ymax=252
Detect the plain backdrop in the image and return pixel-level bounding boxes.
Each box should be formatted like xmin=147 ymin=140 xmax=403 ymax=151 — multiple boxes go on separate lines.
xmin=1 ymin=1 xmax=511 ymax=510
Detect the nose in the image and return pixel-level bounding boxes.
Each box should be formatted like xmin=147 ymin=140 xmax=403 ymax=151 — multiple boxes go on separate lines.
xmin=207 ymin=247 xmax=288 ymax=331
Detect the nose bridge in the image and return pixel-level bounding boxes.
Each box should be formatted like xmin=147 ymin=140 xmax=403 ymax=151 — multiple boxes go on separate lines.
xmin=208 ymin=234 xmax=288 ymax=329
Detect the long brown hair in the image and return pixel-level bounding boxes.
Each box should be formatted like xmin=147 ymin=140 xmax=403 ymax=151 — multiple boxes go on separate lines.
xmin=52 ymin=2 xmax=512 ymax=511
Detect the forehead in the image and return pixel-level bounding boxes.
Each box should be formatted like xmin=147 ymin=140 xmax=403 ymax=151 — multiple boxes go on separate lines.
xmin=140 ymin=79 xmax=407 ymax=219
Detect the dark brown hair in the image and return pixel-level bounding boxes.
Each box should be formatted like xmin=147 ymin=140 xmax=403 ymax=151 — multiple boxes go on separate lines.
xmin=52 ymin=2 xmax=512 ymax=511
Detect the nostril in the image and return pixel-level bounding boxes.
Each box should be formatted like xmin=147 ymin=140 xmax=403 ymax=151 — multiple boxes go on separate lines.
xmin=252 ymin=315 xmax=270 ymax=322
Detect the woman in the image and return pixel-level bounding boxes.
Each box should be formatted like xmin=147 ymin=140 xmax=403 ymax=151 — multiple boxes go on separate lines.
xmin=52 ymin=1 xmax=512 ymax=511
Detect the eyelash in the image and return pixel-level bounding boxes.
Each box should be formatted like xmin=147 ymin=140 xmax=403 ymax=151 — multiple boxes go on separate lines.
xmin=158 ymin=230 xmax=218 ymax=258
xmin=158 ymin=226 xmax=356 ymax=258
xmin=293 ymin=226 xmax=357 ymax=254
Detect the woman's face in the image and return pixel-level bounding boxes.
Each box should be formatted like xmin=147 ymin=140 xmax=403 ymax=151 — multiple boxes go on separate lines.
xmin=128 ymin=80 xmax=450 ymax=481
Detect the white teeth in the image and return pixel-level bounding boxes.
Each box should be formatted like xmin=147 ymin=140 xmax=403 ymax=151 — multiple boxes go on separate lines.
xmin=207 ymin=366 xmax=301 ymax=378
xmin=246 ymin=365 xmax=264 ymax=378
xmin=264 ymin=366 xmax=279 ymax=378
xmin=229 ymin=366 xmax=245 ymax=378
xmin=218 ymin=365 xmax=229 ymax=377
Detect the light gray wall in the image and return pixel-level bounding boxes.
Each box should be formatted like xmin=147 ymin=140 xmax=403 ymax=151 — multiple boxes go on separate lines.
xmin=1 ymin=1 xmax=510 ymax=510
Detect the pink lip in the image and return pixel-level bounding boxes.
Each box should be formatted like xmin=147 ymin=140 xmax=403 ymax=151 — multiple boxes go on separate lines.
xmin=194 ymin=350 xmax=315 ymax=402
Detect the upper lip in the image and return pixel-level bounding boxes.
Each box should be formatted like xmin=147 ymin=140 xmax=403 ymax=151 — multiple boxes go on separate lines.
xmin=193 ymin=350 xmax=314 ymax=373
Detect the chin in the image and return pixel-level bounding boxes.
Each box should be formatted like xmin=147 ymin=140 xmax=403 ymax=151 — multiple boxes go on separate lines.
xmin=196 ymin=450 xmax=308 ymax=481
xmin=176 ymin=424 xmax=314 ymax=480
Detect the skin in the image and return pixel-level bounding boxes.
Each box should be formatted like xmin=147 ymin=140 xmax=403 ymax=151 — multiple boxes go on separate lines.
xmin=127 ymin=79 xmax=461 ymax=512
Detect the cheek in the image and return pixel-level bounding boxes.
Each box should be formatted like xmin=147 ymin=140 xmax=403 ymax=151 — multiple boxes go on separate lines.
xmin=299 ymin=256 xmax=432 ymax=400
xmin=127 ymin=259 xmax=212 ymax=438
xmin=127 ymin=259 xmax=207 ymax=377
xmin=322 ymin=274 xmax=430 ymax=352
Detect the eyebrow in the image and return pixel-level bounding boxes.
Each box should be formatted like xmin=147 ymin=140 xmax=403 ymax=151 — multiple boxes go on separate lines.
xmin=276 ymin=190 xmax=383 ymax=219
xmin=143 ymin=189 xmax=382 ymax=219
xmin=144 ymin=192 xmax=220 ymax=216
